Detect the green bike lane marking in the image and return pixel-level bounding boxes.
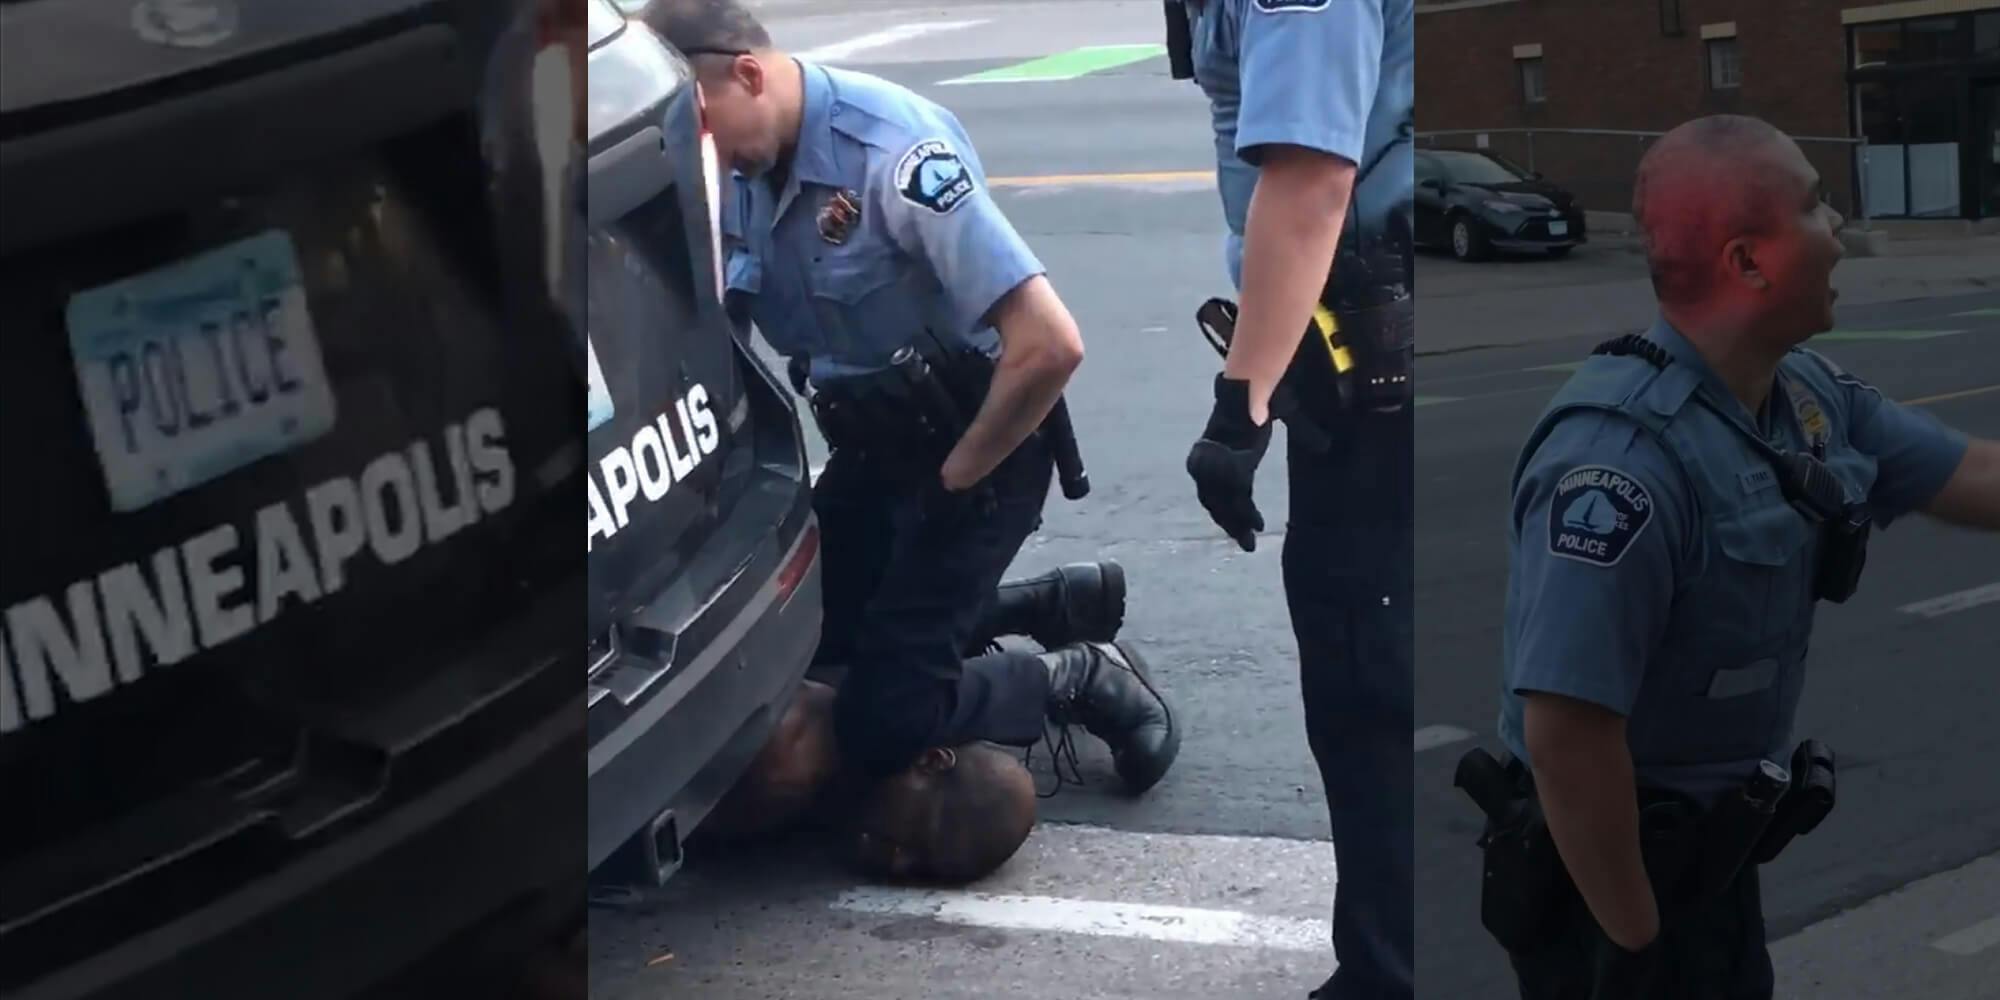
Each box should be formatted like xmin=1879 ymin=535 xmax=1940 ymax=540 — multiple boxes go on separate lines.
xmin=938 ymin=44 xmax=1165 ymax=85
xmin=1815 ymin=328 xmax=1968 ymax=341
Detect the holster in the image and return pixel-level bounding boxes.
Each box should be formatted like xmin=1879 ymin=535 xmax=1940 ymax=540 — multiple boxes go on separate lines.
xmin=1751 ymin=740 xmax=1837 ymax=864
xmin=1320 ymin=294 xmax=1415 ymax=415
xmin=804 ymin=346 xmax=998 ymax=482
xmin=1458 ymin=750 xmax=1566 ymax=954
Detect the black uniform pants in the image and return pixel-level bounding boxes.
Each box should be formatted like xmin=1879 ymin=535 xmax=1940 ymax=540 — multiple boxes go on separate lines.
xmin=1285 ymin=398 xmax=1415 ymax=1000
xmin=1509 ymin=863 xmax=1774 ymax=1000
xmin=812 ymin=433 xmax=1056 ymax=778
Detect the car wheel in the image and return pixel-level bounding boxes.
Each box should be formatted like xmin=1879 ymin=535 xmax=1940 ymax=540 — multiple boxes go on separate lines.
xmin=1450 ymin=217 xmax=1487 ymax=262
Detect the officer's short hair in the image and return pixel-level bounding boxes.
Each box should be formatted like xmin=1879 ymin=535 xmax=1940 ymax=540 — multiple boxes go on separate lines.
xmin=637 ymin=0 xmax=772 ymax=59
xmin=1632 ymin=115 xmax=1795 ymax=306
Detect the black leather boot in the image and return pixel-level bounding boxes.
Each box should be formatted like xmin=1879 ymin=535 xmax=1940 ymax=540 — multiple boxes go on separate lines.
xmin=977 ymin=560 xmax=1126 ymax=651
xmin=1040 ymin=640 xmax=1179 ymax=794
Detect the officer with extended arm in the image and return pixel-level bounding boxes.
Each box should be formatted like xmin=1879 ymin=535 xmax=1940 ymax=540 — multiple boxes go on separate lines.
xmin=1469 ymin=114 xmax=1999 ymax=1000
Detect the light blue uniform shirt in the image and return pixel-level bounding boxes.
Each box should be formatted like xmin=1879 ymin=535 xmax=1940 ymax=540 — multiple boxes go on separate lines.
xmin=1184 ymin=0 xmax=1414 ymax=292
xmin=1498 ymin=318 xmax=1969 ymax=801
xmin=720 ymin=61 xmax=1044 ymax=384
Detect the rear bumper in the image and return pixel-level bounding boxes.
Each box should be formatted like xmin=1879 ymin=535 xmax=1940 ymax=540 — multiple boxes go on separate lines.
xmin=12 ymin=635 xmax=584 ymax=1000
xmin=586 ymin=511 xmax=823 ymax=879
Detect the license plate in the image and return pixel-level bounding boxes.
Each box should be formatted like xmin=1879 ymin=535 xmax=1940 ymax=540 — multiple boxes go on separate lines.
xmin=66 ymin=230 xmax=337 ymax=512
xmin=1548 ymin=220 xmax=1570 ymax=236
xmin=586 ymin=336 xmax=614 ymax=432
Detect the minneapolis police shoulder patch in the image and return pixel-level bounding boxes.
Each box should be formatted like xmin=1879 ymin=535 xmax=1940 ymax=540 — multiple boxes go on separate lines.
xmin=1253 ymin=0 xmax=1331 ymax=12
xmin=1547 ymin=464 xmax=1653 ymax=567
xmin=894 ymin=139 xmax=977 ymax=215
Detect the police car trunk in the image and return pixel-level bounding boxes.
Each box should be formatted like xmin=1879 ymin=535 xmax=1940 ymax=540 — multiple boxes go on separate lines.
xmin=0 ymin=2 xmax=584 ymax=995
xmin=583 ymin=0 xmax=821 ymax=884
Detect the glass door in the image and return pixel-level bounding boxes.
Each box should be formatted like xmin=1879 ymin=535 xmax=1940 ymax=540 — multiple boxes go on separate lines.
xmin=1977 ymin=82 xmax=2000 ymax=220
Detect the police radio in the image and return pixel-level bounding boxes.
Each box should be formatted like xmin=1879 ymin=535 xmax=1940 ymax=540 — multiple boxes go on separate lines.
xmin=1777 ymin=450 xmax=1871 ymax=604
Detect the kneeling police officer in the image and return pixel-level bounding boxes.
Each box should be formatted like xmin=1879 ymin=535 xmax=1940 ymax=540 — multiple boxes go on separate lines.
xmin=640 ymin=0 xmax=1180 ymax=795
xmin=1462 ymin=115 xmax=2000 ymax=999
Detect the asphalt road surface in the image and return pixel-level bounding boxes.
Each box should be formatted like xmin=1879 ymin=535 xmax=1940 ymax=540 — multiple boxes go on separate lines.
xmin=590 ymin=3 xmax=2000 ymax=997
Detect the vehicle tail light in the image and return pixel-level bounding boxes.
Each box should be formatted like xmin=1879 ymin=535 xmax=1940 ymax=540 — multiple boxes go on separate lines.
xmin=775 ymin=522 xmax=820 ymax=608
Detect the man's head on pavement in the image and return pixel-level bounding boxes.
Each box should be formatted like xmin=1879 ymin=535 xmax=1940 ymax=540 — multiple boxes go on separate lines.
xmin=1632 ymin=114 xmax=1847 ymax=346
xmin=848 ymin=742 xmax=1037 ymax=885
xmin=700 ymin=680 xmax=841 ymax=841
xmin=638 ymin=0 xmax=799 ymax=178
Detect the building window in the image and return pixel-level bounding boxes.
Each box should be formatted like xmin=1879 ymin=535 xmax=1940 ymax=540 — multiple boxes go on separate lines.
xmin=1706 ymin=37 xmax=1740 ymax=90
xmin=1518 ymin=57 xmax=1545 ymax=104
xmin=1903 ymin=15 xmax=1969 ymax=62
xmin=1855 ymin=75 xmax=1964 ymax=219
xmin=1853 ymin=22 xmax=1901 ymax=68
xmin=1659 ymin=0 xmax=1682 ymax=38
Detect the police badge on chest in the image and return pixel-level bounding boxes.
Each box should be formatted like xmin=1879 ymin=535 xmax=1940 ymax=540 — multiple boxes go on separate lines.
xmin=818 ymin=188 xmax=861 ymax=244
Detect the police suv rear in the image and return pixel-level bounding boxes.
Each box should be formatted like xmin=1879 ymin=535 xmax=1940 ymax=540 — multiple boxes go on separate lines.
xmin=0 ymin=2 xmax=586 ymax=996
xmin=584 ymin=0 xmax=823 ymax=889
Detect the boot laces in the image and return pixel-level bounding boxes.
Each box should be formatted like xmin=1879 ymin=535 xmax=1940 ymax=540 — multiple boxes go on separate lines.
xmin=1024 ymin=719 xmax=1087 ymax=798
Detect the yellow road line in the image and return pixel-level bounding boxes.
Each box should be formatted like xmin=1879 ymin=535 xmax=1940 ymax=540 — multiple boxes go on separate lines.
xmin=987 ymin=169 xmax=1213 ymax=188
xmin=1905 ymin=384 xmax=2000 ymax=406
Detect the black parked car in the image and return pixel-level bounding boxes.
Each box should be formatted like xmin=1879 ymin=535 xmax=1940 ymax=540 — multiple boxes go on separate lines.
xmin=583 ymin=0 xmax=823 ymax=892
xmin=1 ymin=1 xmax=585 ymax=997
xmin=1415 ymin=147 xmax=1586 ymax=261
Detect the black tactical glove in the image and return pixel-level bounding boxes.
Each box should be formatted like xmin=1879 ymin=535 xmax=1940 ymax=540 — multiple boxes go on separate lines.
xmin=1590 ymin=927 xmax=1666 ymax=1000
xmin=1186 ymin=374 xmax=1271 ymax=552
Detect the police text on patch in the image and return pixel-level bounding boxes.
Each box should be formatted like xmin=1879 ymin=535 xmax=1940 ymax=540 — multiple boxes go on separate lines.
xmin=894 ymin=139 xmax=976 ymax=215
xmin=1547 ymin=464 xmax=1654 ymax=568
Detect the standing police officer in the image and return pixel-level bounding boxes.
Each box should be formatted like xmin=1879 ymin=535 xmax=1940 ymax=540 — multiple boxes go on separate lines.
xmin=1169 ymin=1 xmax=1416 ymax=997
xmin=1486 ymin=115 xmax=2000 ymax=998
xmin=638 ymin=0 xmax=1181 ymax=796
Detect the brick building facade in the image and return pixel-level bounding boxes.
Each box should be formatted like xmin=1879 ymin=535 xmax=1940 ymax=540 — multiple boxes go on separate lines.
xmin=1416 ymin=0 xmax=2000 ymax=222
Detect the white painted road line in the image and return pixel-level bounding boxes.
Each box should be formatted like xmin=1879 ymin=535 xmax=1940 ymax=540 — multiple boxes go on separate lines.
xmin=831 ymin=889 xmax=1333 ymax=952
xmin=1415 ymin=724 xmax=1473 ymax=752
xmin=1897 ymin=582 xmax=2000 ymax=619
xmin=1932 ymin=914 xmax=2000 ymax=956
xmin=794 ymin=20 xmax=986 ymax=62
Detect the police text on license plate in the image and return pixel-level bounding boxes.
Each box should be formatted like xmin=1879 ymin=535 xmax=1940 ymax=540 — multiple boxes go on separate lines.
xmin=1548 ymin=220 xmax=1569 ymax=236
xmin=66 ymin=229 xmax=337 ymax=512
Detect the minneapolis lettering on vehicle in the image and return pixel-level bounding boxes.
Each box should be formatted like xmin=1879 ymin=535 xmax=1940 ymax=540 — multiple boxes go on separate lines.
xmin=0 ymin=408 xmax=516 ymax=736
xmin=587 ymin=383 xmax=720 ymax=552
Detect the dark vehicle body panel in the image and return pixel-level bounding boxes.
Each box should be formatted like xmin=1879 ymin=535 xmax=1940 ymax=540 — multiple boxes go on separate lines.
xmin=582 ymin=4 xmax=822 ymax=884
xmin=1 ymin=1 xmax=584 ymax=995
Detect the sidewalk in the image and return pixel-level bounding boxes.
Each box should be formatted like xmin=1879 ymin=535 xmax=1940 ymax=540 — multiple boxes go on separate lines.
xmin=1771 ymin=852 xmax=2000 ymax=1000
xmin=1417 ymin=232 xmax=1998 ymax=355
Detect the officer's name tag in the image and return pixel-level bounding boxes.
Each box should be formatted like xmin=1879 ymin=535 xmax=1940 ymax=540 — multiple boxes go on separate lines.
xmin=1547 ymin=464 xmax=1653 ymax=567
xmin=1707 ymin=659 xmax=1779 ymax=699
xmin=1739 ymin=467 xmax=1776 ymax=495
xmin=1253 ymin=0 xmax=1330 ymax=12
